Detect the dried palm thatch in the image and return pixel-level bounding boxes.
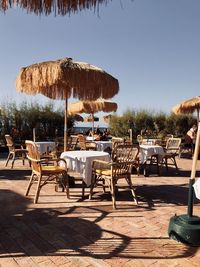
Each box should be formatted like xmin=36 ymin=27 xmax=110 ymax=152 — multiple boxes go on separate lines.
xmin=68 ymin=100 xmax=118 ymax=114
xmin=103 ymin=114 xmax=113 ymax=123
xmin=16 ymin=57 xmax=119 ymax=150
xmin=16 ymin=57 xmax=119 ymax=100
xmin=172 ymin=96 xmax=200 ymax=115
xmin=0 ymin=0 xmax=111 ymax=16
xmin=69 ymin=100 xmax=117 ymax=135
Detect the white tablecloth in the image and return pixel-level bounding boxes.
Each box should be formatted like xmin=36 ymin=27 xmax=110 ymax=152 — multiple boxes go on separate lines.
xmin=139 ymin=144 xmax=164 ymax=164
xmin=35 ymin=141 xmax=56 ymax=155
xmin=142 ymin=139 xmax=162 ymax=145
xmin=60 ymin=150 xmax=110 ymax=186
xmin=94 ymin=141 xmax=112 ymax=152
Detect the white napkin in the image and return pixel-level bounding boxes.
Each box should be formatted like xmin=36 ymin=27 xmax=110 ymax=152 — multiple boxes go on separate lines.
xmin=193 ymin=178 xmax=200 ymax=200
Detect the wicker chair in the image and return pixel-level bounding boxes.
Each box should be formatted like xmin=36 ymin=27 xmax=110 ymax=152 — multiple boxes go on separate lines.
xmin=5 ymin=134 xmax=28 ymax=168
xmin=162 ymin=138 xmax=182 ymax=171
xmin=25 ymin=140 xmax=69 ymax=203
xmin=78 ymin=134 xmax=97 ymax=150
xmin=89 ymin=144 xmax=139 ymax=209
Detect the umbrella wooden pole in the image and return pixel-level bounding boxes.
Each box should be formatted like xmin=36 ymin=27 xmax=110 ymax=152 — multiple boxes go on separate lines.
xmin=64 ymin=99 xmax=68 ymax=151
xmin=92 ymin=113 xmax=94 ymax=137
xmin=33 ymin=128 xmax=36 ymax=142
xmin=187 ymin=121 xmax=200 ymax=216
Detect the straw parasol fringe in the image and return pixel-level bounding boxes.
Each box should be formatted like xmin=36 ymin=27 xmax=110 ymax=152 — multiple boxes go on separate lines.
xmin=0 ymin=0 xmax=111 ymax=16
xmin=16 ymin=58 xmax=119 ymax=100
xmin=68 ymin=100 xmax=117 ymax=114
xmin=172 ymin=96 xmax=200 ymax=122
xmin=16 ymin=57 xmax=119 ymax=150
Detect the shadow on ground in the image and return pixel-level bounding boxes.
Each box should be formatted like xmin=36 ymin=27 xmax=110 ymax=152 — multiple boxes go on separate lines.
xmin=0 ymin=189 xmax=199 ymax=260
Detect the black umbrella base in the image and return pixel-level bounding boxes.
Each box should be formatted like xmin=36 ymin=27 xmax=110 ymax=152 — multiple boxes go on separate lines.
xmin=168 ymin=214 xmax=200 ymax=245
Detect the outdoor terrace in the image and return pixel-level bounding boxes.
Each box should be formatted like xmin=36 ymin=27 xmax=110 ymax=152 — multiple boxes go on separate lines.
xmin=0 ymin=155 xmax=200 ymax=266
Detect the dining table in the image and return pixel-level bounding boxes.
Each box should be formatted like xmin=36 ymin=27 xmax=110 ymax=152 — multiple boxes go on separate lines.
xmin=35 ymin=141 xmax=56 ymax=155
xmin=139 ymin=144 xmax=165 ymax=176
xmin=86 ymin=137 xmax=112 ymax=152
xmin=60 ymin=150 xmax=110 ymax=186
xmin=94 ymin=141 xmax=112 ymax=152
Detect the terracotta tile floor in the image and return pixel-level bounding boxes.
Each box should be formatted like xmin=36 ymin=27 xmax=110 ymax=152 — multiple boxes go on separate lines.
xmin=0 ymin=154 xmax=200 ymax=266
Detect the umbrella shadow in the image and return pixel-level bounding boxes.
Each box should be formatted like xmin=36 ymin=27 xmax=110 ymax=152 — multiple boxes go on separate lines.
xmin=136 ymin=183 xmax=200 ymax=207
xmin=0 ymin=190 xmax=199 ymax=260
xmin=0 ymin=168 xmax=31 ymax=180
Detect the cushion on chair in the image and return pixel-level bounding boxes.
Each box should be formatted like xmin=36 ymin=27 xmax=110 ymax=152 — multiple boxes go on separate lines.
xmin=95 ymin=169 xmax=111 ymax=176
xmin=42 ymin=165 xmax=66 ymax=173
xmin=95 ymin=168 xmax=129 ymax=176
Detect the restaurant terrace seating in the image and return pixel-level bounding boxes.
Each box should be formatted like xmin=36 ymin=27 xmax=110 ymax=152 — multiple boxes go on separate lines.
xmin=161 ymin=137 xmax=182 ymax=172
xmin=5 ymin=134 xmax=28 ymax=168
xmin=78 ymin=134 xmax=97 ymax=150
xmin=25 ymin=140 xmax=69 ymax=203
xmin=89 ymin=143 xmax=139 ymax=209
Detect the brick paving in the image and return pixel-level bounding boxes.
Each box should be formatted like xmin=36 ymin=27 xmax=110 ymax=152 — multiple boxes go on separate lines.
xmin=0 ymin=155 xmax=200 ymax=266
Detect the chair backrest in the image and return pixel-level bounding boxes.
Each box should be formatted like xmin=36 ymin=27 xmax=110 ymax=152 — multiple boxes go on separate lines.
xmin=25 ymin=140 xmax=42 ymax=174
xmin=112 ymin=144 xmax=139 ymax=175
xmin=5 ymin=134 xmax=15 ymax=152
xmin=165 ymin=138 xmax=181 ymax=154
xmin=137 ymin=135 xmax=143 ymax=145
xmin=69 ymin=135 xmax=78 ymax=150
xmin=78 ymin=134 xmax=87 ymax=150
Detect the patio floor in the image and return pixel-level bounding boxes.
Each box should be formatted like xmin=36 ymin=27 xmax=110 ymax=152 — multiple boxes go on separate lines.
xmin=0 ymin=154 xmax=200 ymax=266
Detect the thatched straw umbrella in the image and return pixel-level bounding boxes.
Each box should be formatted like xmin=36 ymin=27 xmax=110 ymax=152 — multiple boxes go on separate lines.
xmin=103 ymin=114 xmax=113 ymax=123
xmin=0 ymin=0 xmax=111 ymax=16
xmin=84 ymin=114 xmax=99 ymax=133
xmin=16 ymin=57 xmax=119 ymax=150
xmin=68 ymin=99 xmax=117 ymax=135
xmin=172 ymin=96 xmax=200 ymax=122
xmin=169 ymin=96 xmax=200 ymax=244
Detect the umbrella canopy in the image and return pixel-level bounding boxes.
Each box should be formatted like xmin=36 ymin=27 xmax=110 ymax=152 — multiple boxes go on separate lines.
xmin=68 ymin=100 xmax=118 ymax=114
xmin=172 ymin=96 xmax=200 ymax=121
xmin=16 ymin=57 xmax=119 ymax=150
xmin=103 ymin=114 xmax=113 ymax=123
xmin=0 ymin=0 xmax=111 ymax=16
xmin=68 ymin=100 xmax=117 ymax=135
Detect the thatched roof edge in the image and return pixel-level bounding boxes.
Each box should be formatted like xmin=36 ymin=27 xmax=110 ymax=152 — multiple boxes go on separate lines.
xmin=0 ymin=0 xmax=111 ymax=16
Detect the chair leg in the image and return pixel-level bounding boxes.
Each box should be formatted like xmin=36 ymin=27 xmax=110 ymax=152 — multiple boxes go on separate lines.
xmin=11 ymin=158 xmax=15 ymax=168
xmin=5 ymin=153 xmax=12 ymax=167
xmin=64 ymin=173 xmax=70 ymax=199
xmin=34 ymin=174 xmax=42 ymax=204
xmin=89 ymin=172 xmax=96 ymax=200
xmin=165 ymin=158 xmax=168 ymax=171
xmin=172 ymin=157 xmax=178 ymax=171
xmin=25 ymin=173 xmax=35 ymax=196
xmin=82 ymin=180 xmax=86 ymax=199
xmin=126 ymin=176 xmax=138 ymax=205
xmin=110 ymin=179 xmax=116 ymax=209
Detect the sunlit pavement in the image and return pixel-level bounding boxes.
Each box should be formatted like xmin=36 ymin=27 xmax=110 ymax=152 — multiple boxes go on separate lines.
xmin=0 ymin=155 xmax=200 ymax=267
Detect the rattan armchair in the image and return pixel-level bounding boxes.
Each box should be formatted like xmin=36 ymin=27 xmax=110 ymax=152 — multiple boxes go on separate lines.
xmin=25 ymin=140 xmax=69 ymax=203
xmin=5 ymin=134 xmax=28 ymax=168
xmin=78 ymin=134 xmax=97 ymax=150
xmin=162 ymin=138 xmax=182 ymax=171
xmin=89 ymin=144 xmax=139 ymax=209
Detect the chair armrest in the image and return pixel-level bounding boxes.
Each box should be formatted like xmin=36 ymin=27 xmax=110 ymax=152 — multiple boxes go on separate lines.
xmin=27 ymin=155 xmax=45 ymax=163
xmin=92 ymin=159 xmax=113 ymax=170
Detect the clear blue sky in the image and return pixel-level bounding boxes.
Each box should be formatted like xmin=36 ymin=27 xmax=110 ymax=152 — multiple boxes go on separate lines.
xmin=0 ymin=0 xmax=200 ymax=119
